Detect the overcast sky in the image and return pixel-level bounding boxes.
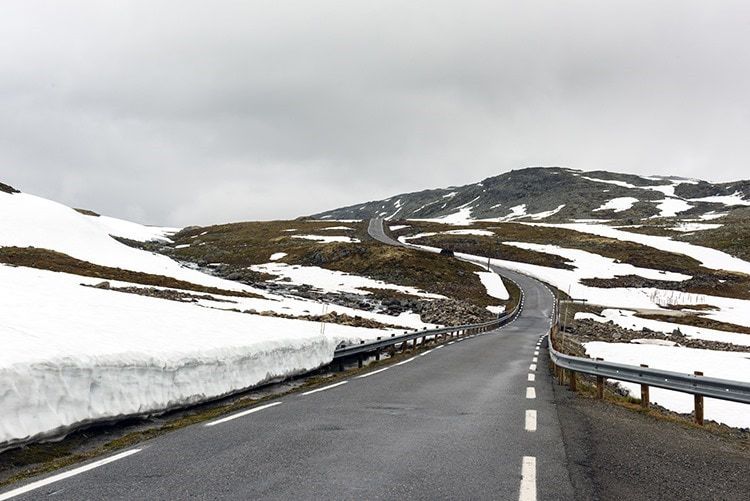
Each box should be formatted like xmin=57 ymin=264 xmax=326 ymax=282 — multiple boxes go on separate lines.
xmin=2 ymin=1 xmax=750 ymax=225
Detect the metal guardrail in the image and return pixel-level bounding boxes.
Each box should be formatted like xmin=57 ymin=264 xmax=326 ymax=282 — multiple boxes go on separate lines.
xmin=333 ymin=305 xmax=521 ymax=362
xmin=547 ymin=339 xmax=750 ymax=405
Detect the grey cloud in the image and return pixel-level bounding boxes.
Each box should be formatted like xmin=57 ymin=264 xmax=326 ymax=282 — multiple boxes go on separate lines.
xmin=2 ymin=0 xmax=750 ymax=225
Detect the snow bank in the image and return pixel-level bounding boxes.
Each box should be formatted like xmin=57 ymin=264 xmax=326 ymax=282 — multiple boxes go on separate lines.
xmin=584 ymin=342 xmax=750 ymax=428
xmin=688 ymin=192 xmax=750 ymax=206
xmin=671 ymin=223 xmax=722 ymax=232
xmin=269 ymin=252 xmax=287 ymax=261
xmin=0 ymin=264 xmax=393 ymax=445
xmin=475 ymin=271 xmax=510 ymax=300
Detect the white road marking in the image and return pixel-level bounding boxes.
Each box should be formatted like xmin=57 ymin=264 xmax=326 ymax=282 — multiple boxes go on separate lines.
xmin=534 ymin=350 xmax=539 ymax=356
xmin=395 ymin=356 xmax=417 ymax=366
xmin=435 ymin=345 xmax=444 ymax=349
xmin=356 ymin=367 xmax=390 ymax=379
xmin=519 ymin=456 xmax=537 ymax=501
xmin=528 ymin=374 xmax=535 ymax=382
xmin=526 ymin=387 xmax=536 ymax=399
xmin=204 ymin=401 xmax=282 ymax=427
xmin=529 ymin=363 xmax=537 ymax=371
xmin=532 ymin=357 xmax=538 ymax=363
xmin=447 ymin=341 xmax=455 ymax=345
xmin=419 ymin=349 xmax=434 ymax=357
xmin=0 ymin=449 xmax=141 ymax=501
xmin=301 ymin=381 xmax=348 ymax=396
xmin=525 ymin=410 xmax=537 ymax=432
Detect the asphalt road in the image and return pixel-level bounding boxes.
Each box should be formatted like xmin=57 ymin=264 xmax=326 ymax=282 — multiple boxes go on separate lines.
xmin=1 ymin=220 xmax=572 ymax=500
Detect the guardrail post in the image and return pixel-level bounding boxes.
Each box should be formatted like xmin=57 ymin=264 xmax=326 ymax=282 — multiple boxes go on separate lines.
xmin=358 ymin=355 xmax=363 ymax=368
xmin=375 ymin=349 xmax=381 ymax=361
xmin=640 ymin=364 xmax=650 ymax=409
xmin=694 ymin=371 xmax=704 ymax=425
xmin=569 ymin=370 xmax=577 ymax=392
xmin=596 ymin=358 xmax=604 ymax=399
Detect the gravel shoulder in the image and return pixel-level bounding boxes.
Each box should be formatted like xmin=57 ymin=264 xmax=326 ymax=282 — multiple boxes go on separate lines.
xmin=553 ymin=376 xmax=750 ymax=500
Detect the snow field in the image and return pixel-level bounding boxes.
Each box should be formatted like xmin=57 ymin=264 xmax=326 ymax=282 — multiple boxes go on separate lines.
xmin=584 ymin=342 xmax=750 ymax=429
xmin=291 ymin=234 xmax=360 ymax=243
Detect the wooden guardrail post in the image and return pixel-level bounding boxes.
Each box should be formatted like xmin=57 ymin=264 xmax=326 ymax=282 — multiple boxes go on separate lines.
xmin=595 ymin=358 xmax=604 ymax=399
xmin=640 ymin=364 xmax=650 ymax=409
xmin=568 ymin=370 xmax=577 ymax=392
xmin=694 ymin=371 xmax=704 ymax=425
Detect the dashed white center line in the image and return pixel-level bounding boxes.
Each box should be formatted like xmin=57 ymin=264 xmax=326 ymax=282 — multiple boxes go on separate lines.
xmin=301 ymin=381 xmax=348 ymax=396
xmin=534 ymin=350 xmax=539 ymax=356
xmin=532 ymin=357 xmax=538 ymax=363
xmin=356 ymin=367 xmax=390 ymax=379
xmin=0 ymin=449 xmax=141 ymax=501
xmin=527 ymin=374 xmax=535 ymax=382
xmin=529 ymin=363 xmax=537 ymax=371
xmin=526 ymin=387 xmax=536 ymax=399
xmin=204 ymin=401 xmax=282 ymax=427
xmin=525 ymin=410 xmax=537 ymax=432
xmin=519 ymin=456 xmax=537 ymax=501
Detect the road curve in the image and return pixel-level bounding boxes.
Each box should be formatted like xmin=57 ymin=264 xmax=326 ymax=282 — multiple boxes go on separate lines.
xmin=1 ymin=220 xmax=574 ymax=500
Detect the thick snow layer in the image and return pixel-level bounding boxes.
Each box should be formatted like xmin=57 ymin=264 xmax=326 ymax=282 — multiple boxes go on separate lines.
xmin=250 ymin=262 xmax=444 ymax=299
xmin=0 ymin=264 xmax=393 ymax=445
xmin=593 ymin=197 xmax=639 ymax=213
xmin=269 ymin=252 xmax=287 ymax=261
xmin=475 ymin=271 xmax=510 ymax=300
xmin=291 ymin=234 xmax=360 ymax=243
xmin=688 ymin=192 xmax=750 ymax=206
xmin=529 ymin=223 xmax=750 ymax=275
xmin=0 ymin=191 xmax=255 ymax=293
xmin=651 ymin=198 xmax=693 ymax=218
xmin=576 ymin=309 xmax=750 ymax=347
xmin=584 ymin=342 xmax=750 ymax=428
xmin=486 ymin=305 xmax=506 ymax=315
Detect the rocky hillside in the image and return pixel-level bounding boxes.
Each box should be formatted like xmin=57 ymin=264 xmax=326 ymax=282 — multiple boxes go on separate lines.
xmin=312 ymin=167 xmax=750 ymax=223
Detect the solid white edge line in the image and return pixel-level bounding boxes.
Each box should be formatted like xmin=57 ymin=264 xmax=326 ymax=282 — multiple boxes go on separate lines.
xmin=419 ymin=349 xmax=434 ymax=357
xmin=435 ymin=345 xmax=444 ymax=349
xmin=528 ymin=374 xmax=535 ymax=382
xmin=447 ymin=341 xmax=455 ymax=345
xmin=0 ymin=449 xmax=141 ymax=501
xmin=519 ymin=456 xmax=537 ymax=501
xmin=356 ymin=367 xmax=390 ymax=379
xmin=525 ymin=410 xmax=537 ymax=432
xmin=204 ymin=401 xmax=282 ymax=427
xmin=526 ymin=387 xmax=536 ymax=399
xmin=301 ymin=380 xmax=348 ymax=396
xmin=395 ymin=356 xmax=417 ymax=366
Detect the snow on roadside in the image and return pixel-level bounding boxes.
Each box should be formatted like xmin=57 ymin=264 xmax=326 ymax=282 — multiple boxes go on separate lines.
xmin=269 ymin=252 xmax=287 ymax=261
xmin=576 ymin=309 xmax=750 ymax=347
xmin=528 ymin=222 xmax=750 ymax=275
xmin=292 ymin=234 xmax=360 ymax=243
xmin=250 ymin=262 xmax=444 ymax=299
xmin=475 ymin=271 xmax=510 ymax=300
xmin=584 ymin=342 xmax=750 ymax=428
xmin=0 ymin=264 xmax=392 ymax=445
xmin=389 ymin=225 xmax=409 ymax=231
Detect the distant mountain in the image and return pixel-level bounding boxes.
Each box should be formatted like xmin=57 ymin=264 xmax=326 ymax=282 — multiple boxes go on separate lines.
xmin=312 ymin=167 xmax=750 ymax=223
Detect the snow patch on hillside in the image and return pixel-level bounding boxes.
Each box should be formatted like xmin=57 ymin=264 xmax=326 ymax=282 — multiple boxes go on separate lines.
xmin=475 ymin=271 xmax=510 ymax=300
xmin=594 ymin=197 xmax=639 ymax=213
xmin=292 ymin=234 xmax=360 ymax=243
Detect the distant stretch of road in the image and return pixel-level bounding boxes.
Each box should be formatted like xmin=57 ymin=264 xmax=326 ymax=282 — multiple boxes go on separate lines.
xmin=1 ymin=219 xmax=572 ymax=500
